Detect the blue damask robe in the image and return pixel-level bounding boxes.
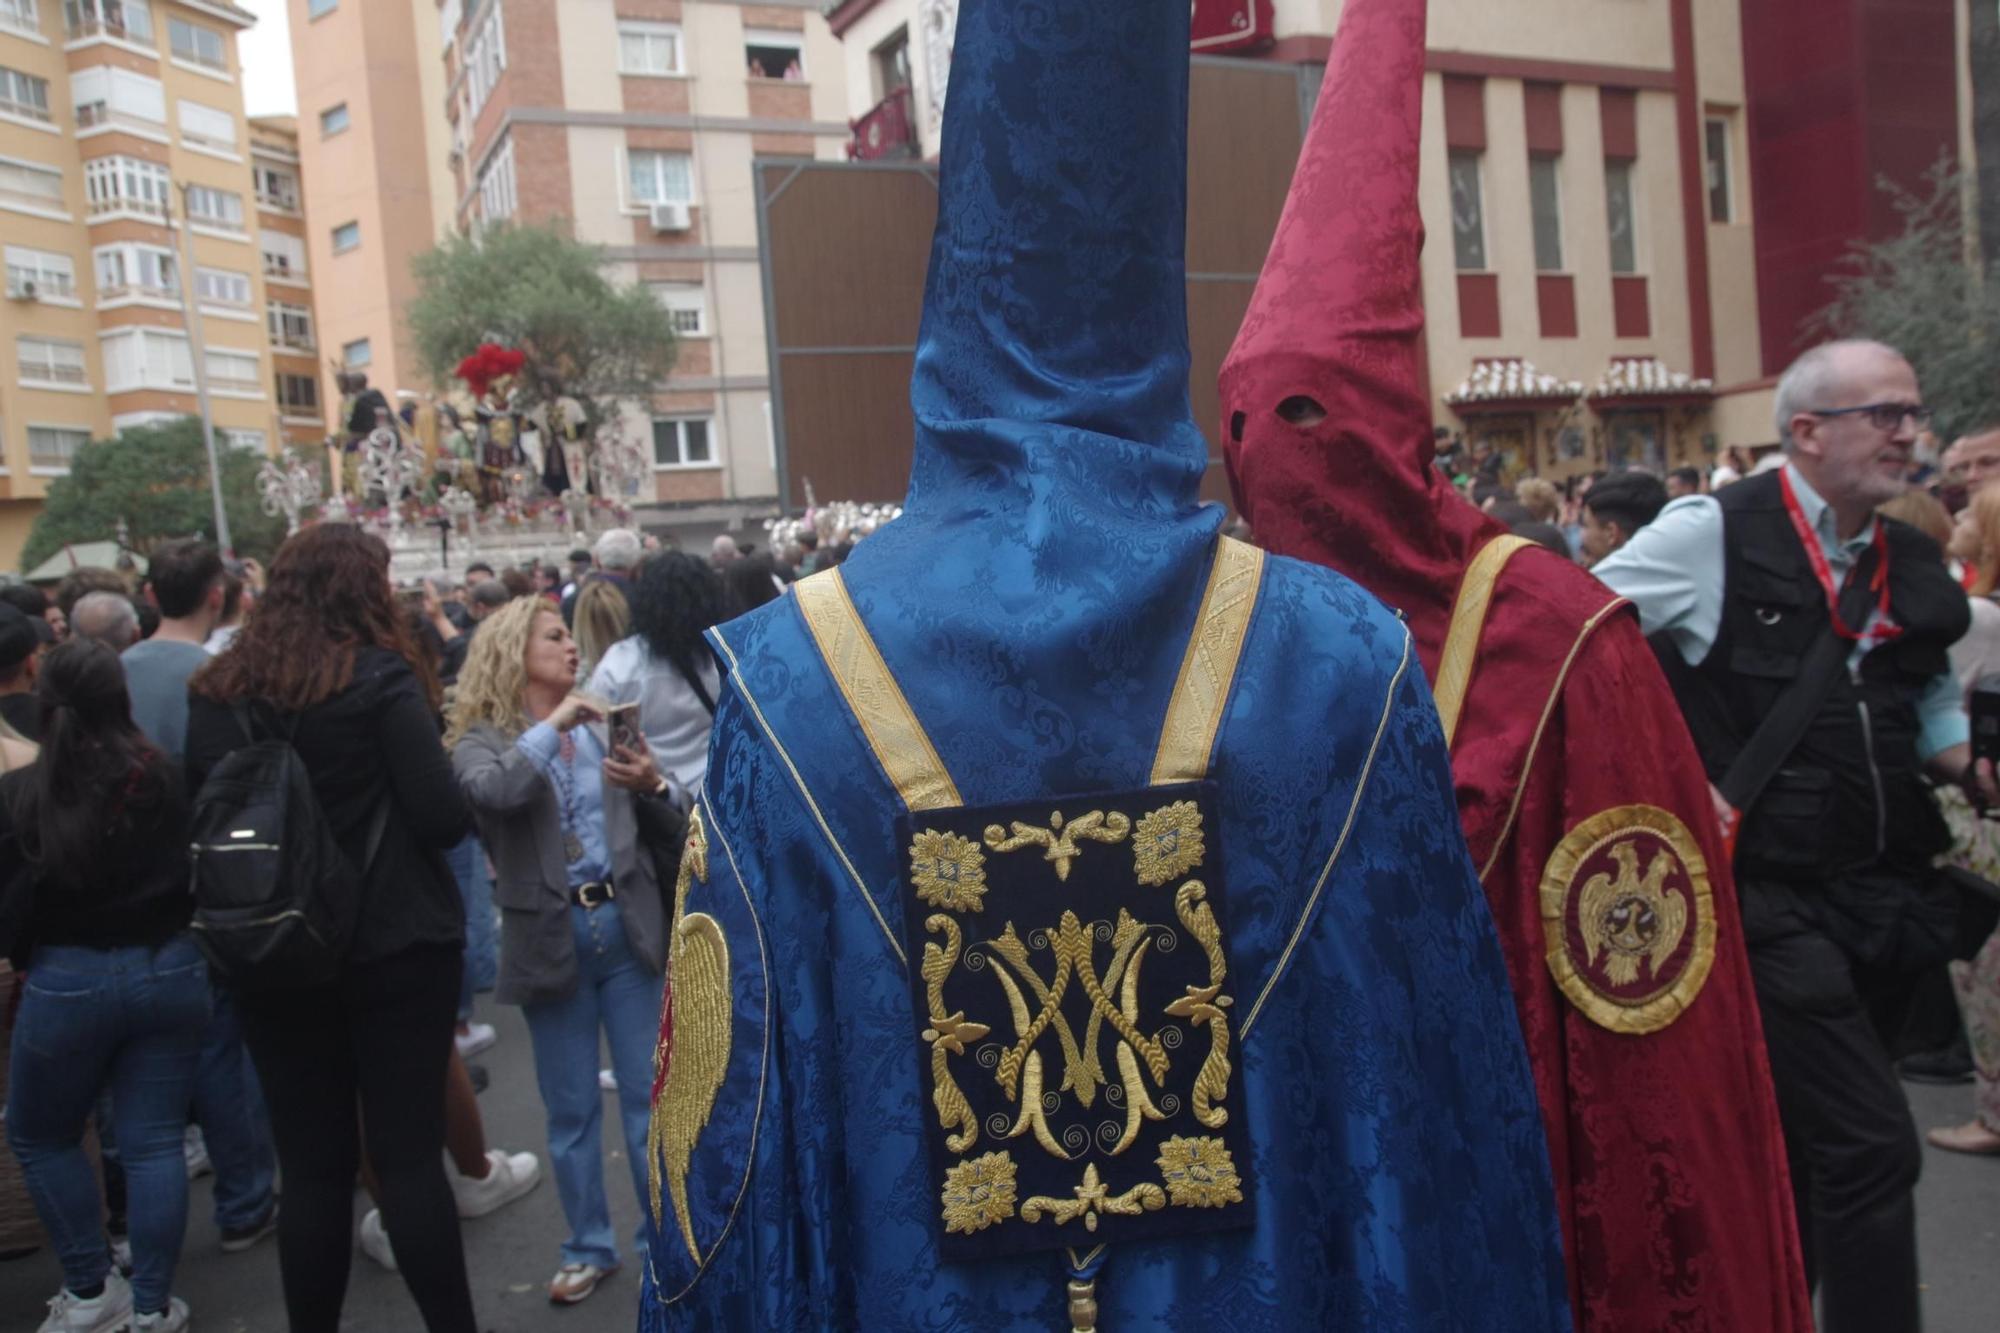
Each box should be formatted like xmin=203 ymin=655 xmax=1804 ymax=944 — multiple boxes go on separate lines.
xmin=638 ymin=0 xmax=1570 ymax=1326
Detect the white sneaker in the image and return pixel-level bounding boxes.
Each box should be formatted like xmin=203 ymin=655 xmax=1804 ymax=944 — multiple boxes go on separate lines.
xmin=449 ymin=1148 xmax=542 ymax=1219
xmin=131 ymin=1297 xmax=190 ymax=1332
xmin=182 ymin=1126 xmax=211 ymax=1180
xmin=597 ymin=1068 xmax=618 ymax=1092
xmin=358 ymin=1208 xmax=397 ymax=1272
xmin=38 ymin=1272 xmax=132 ymax=1333
xmin=107 ymin=1236 xmax=131 ymax=1276
xmin=454 ymin=1022 xmax=497 ymax=1058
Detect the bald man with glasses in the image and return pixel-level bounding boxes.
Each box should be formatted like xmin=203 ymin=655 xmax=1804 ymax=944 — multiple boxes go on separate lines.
xmin=1594 ymin=338 xmax=1990 ymax=1333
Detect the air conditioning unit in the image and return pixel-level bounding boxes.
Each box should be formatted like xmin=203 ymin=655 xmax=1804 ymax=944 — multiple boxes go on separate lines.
xmin=649 ymin=202 xmax=692 ymax=233
xmin=6 ymin=281 xmax=36 ymax=302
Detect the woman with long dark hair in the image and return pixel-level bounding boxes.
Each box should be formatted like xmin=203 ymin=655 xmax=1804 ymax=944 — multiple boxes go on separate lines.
xmin=186 ymin=525 xmax=476 ymax=1333
xmin=584 ymin=550 xmax=724 ymax=804
xmin=2 ymin=641 xmax=205 ymax=1333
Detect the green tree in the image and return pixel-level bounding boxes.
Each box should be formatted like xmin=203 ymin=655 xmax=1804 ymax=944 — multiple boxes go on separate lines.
xmin=1809 ymin=157 xmax=2000 ymax=443
xmin=406 ymin=222 xmax=678 ymax=425
xmin=19 ymin=418 xmax=292 ymax=572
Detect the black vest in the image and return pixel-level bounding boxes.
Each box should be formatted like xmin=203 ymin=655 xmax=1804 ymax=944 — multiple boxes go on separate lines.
xmin=1669 ymin=469 xmax=1967 ymax=878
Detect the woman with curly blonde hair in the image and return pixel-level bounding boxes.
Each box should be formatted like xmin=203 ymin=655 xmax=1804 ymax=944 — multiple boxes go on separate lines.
xmin=447 ymin=595 xmax=670 ymax=1306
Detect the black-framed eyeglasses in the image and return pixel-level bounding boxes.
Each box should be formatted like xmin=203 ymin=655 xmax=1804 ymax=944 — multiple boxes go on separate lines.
xmin=1807 ymin=402 xmax=1934 ymax=431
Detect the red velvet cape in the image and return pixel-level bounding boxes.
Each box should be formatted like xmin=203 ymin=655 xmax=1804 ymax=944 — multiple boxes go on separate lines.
xmin=1218 ymin=0 xmax=1811 ymax=1326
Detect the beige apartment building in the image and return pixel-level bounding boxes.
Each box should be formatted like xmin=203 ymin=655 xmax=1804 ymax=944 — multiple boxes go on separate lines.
xmin=828 ymin=0 xmax=1971 ymax=486
xmin=0 ymin=0 xmax=318 ymax=568
xmin=286 ymin=0 xmax=849 ymax=533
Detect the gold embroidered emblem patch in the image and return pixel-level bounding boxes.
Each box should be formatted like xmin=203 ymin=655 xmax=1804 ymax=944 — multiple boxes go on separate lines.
xmin=899 ymin=780 xmax=1253 ymax=1261
xmin=1539 ymin=804 xmax=1716 ymax=1035
xmin=941 ymin=1151 xmax=1019 ymax=1235
xmin=909 ymin=829 xmax=988 ymax=912
xmin=1155 ymin=1134 xmax=1244 ymax=1208
xmin=1132 ymin=800 xmax=1204 ymax=887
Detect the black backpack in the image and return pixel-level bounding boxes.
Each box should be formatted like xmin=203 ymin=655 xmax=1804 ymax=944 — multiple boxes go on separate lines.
xmin=188 ymin=703 xmax=386 ymax=989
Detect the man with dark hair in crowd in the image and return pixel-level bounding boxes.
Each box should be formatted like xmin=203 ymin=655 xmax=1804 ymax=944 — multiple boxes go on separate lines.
xmin=70 ymin=591 xmax=140 ymax=652
xmin=1579 ymin=470 xmax=1669 ymax=566
xmin=0 ymin=603 xmax=47 ymax=739
xmin=122 ymin=539 xmax=224 ymax=764
xmin=466 ymin=578 xmax=512 ymax=631
xmin=121 ymin=536 xmax=282 ymax=1257
xmin=1667 ymin=465 xmax=1704 ymax=500
xmin=464 ymin=560 xmax=496 ymax=587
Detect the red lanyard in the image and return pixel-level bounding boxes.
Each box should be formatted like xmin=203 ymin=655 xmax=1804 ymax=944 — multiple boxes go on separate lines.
xmin=1779 ymin=468 xmax=1898 ymax=644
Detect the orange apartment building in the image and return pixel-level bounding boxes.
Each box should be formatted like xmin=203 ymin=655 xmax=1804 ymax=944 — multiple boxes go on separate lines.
xmin=286 ymin=0 xmax=851 ymax=537
xmin=0 ymin=0 xmax=325 ymax=569
xmin=828 ymin=0 xmax=1976 ymax=487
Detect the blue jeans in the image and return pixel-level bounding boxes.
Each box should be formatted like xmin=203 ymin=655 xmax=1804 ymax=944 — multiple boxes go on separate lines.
xmin=6 ymin=936 xmax=210 ymax=1314
xmin=445 ymin=835 xmax=499 ymax=1018
xmin=520 ymin=899 xmax=663 ymax=1270
xmin=190 ymin=982 xmax=277 ymax=1230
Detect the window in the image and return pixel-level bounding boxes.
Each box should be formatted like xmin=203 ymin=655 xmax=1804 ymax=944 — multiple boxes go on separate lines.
xmin=82 ymin=155 xmax=169 ymax=216
xmin=167 ymin=16 xmax=225 ymax=70
xmin=254 ymin=162 xmax=298 ymax=211
xmin=177 ymin=97 xmax=234 ymax=151
xmin=205 ymin=347 xmax=259 ymax=392
xmin=618 ymin=21 xmax=682 ymax=75
xmin=71 ymin=66 xmax=166 ymax=130
xmin=64 ymin=0 xmax=150 ymax=43
xmin=1448 ymin=150 xmax=1486 ymax=271
xmin=1606 ymin=161 xmax=1638 ymax=274
xmin=0 ymin=0 xmax=40 ymax=39
xmin=1529 ymin=156 xmax=1563 ymax=271
xmin=745 ymin=29 xmax=803 ymax=80
xmin=259 ymin=228 xmax=306 ymax=281
xmin=477 ymin=138 xmax=515 ymax=223
xmin=306 ymin=0 xmax=335 ymax=17
xmin=27 ymin=425 xmax=90 ymax=469
xmin=276 ymin=371 xmax=319 ymax=414
xmin=652 ymin=417 xmax=713 ymax=468
xmin=437 ymin=0 xmax=460 ymax=47
xmin=653 ymin=284 xmax=706 ymax=337
xmin=873 ymin=26 xmax=911 ymax=99
xmin=0 ymin=155 xmax=64 ymax=212
xmin=195 ymin=266 xmax=250 ymax=307
xmin=318 ymin=102 xmax=348 ymax=136
xmin=628 ymin=149 xmax=692 ymax=207
xmin=342 ymin=337 xmax=371 ymax=368
xmin=464 ymin=6 xmax=505 ymax=119
xmin=1705 ymin=116 xmax=1733 ymax=224
xmin=18 ymin=336 xmax=87 ymax=386
xmin=5 ymin=247 xmax=75 ymax=300
xmin=93 ymin=242 xmax=177 ymax=299
xmin=221 ymin=428 xmax=265 ymax=453
xmin=184 ymin=184 xmax=243 ymax=230
xmin=99 ymin=326 xmax=192 ymax=391
xmin=331 ymin=220 xmax=360 ymax=253
xmin=0 ymin=67 xmax=50 ymax=123
xmin=266 ymin=299 xmax=313 ymax=349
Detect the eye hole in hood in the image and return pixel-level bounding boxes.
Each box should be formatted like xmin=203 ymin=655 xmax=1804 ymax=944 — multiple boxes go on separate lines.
xmin=1277 ymin=396 xmax=1327 ymax=427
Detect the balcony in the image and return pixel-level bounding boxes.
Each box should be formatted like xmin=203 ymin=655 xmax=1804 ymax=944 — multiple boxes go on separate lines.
xmin=0 ymin=93 xmax=51 ymax=124
xmin=21 ymin=363 xmax=88 ymax=387
xmin=98 ymin=280 xmax=178 ymax=303
xmin=76 ymin=103 xmax=166 ymax=136
xmin=87 ymin=192 xmax=167 ymax=220
xmin=262 ymin=259 xmax=306 ymax=284
xmin=269 ymin=331 xmax=315 ymax=354
xmin=848 ymin=86 xmax=916 ymax=162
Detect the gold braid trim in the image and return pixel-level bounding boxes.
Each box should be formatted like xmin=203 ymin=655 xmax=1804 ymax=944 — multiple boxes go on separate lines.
xmin=1433 ymin=534 xmax=1533 ymax=750
xmin=990 ymin=924 xmax=1078 ymax=1099
xmin=1061 ymin=912 xmax=1169 ymax=1084
xmin=1166 ymin=880 xmax=1233 ymax=1128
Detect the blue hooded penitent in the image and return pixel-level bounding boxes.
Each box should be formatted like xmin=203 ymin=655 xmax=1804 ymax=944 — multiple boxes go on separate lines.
xmin=637 ymin=0 xmax=1574 ymax=1326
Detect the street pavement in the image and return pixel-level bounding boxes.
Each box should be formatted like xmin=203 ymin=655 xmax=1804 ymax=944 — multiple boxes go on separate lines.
xmin=2 ymin=1002 xmax=1997 ymax=1331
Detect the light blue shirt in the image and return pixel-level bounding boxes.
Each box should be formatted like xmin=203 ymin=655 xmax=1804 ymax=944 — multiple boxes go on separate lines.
xmin=517 ymin=720 xmax=613 ymax=887
xmin=1591 ymin=461 xmax=1967 ymax=760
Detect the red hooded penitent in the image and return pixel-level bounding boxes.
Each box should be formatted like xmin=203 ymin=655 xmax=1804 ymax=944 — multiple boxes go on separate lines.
xmin=1221 ymin=1 xmax=1811 ymax=1327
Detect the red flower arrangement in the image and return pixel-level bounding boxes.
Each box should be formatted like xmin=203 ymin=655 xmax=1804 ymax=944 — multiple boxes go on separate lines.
xmin=454 ymin=343 xmax=526 ymax=398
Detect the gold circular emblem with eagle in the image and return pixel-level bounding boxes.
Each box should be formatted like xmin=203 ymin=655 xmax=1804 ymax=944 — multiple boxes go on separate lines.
xmin=1537 ymin=804 xmax=1716 ymax=1035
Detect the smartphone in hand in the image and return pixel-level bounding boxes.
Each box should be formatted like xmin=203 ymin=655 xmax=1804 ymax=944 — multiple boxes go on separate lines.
xmin=608 ymin=702 xmax=646 ymax=757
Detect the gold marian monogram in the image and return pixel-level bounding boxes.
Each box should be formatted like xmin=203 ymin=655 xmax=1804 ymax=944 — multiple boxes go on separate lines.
xmin=1579 ymin=837 xmax=1688 ymax=987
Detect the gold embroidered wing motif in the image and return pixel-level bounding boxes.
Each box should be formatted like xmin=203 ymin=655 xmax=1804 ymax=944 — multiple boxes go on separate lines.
xmin=921 ymin=915 xmax=987 ymax=1152
xmin=1164 ymin=880 xmax=1234 ymax=1128
xmin=647 ymin=806 xmax=732 ymax=1265
xmin=1020 ymin=1162 xmax=1165 ymax=1232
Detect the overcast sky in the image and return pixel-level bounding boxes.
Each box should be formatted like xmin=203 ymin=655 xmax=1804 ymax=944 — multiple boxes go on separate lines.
xmin=237 ymin=0 xmax=298 ymax=118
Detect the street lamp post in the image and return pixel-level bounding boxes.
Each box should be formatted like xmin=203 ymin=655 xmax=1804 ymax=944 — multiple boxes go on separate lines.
xmin=170 ymin=182 xmax=233 ymax=552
